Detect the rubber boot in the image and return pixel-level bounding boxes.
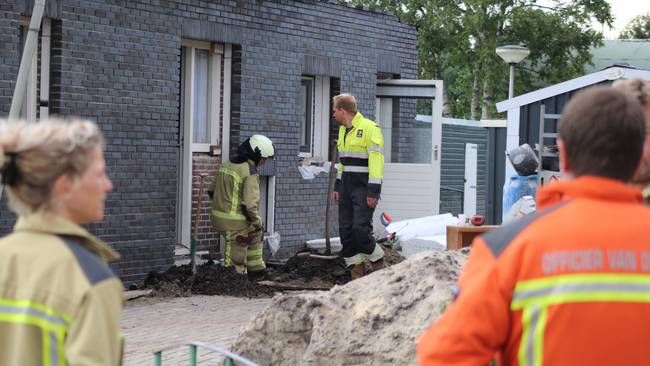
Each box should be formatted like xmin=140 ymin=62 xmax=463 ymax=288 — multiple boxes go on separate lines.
xmin=370 ymin=258 xmax=384 ymax=272
xmin=350 ymin=263 xmax=366 ymax=280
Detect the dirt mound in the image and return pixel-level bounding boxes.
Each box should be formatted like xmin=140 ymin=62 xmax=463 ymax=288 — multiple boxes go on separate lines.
xmin=231 ymin=249 xmax=469 ymax=365
xmin=144 ymin=263 xmax=276 ymax=298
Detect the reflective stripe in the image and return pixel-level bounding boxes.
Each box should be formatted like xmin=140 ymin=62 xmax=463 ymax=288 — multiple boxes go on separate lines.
xmin=340 ymin=151 xmax=368 ymax=159
xmin=369 ymin=145 xmax=383 ymax=154
xmin=342 ymin=166 xmax=369 ymax=173
xmin=213 ymin=165 xmax=247 ymax=221
xmin=512 ymin=273 xmax=650 ymax=366
xmin=344 ymin=253 xmax=364 ymax=266
xmin=0 ymin=298 xmax=70 ymax=366
xmin=368 ymin=178 xmax=382 ymax=185
xmin=212 ymin=209 xmax=247 ymax=221
xmin=363 ymin=244 xmax=384 ymax=262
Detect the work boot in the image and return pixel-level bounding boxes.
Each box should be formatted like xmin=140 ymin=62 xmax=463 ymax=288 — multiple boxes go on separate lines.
xmin=350 ymin=264 xmax=366 ymax=280
xmin=370 ymin=258 xmax=384 ymax=272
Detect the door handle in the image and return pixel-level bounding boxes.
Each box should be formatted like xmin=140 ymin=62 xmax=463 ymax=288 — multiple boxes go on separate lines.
xmin=433 ymin=145 xmax=439 ymax=160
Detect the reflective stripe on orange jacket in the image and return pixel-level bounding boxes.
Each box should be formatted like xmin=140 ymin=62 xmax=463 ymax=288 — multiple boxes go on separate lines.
xmin=417 ymin=176 xmax=650 ymax=366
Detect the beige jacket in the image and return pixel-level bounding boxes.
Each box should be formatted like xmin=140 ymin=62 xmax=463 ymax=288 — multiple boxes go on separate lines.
xmin=0 ymin=213 xmax=124 ymax=366
xmin=211 ymin=160 xmax=262 ymax=232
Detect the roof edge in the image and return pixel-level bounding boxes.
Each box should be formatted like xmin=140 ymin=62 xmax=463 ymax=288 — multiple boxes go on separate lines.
xmin=496 ymin=66 xmax=650 ymax=112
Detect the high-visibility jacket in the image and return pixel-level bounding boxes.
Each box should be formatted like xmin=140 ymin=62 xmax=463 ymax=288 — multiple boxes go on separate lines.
xmin=418 ymin=176 xmax=650 ymax=366
xmin=334 ymin=112 xmax=384 ymax=198
xmin=211 ymin=160 xmax=262 ymax=232
xmin=0 ymin=213 xmax=124 ymax=366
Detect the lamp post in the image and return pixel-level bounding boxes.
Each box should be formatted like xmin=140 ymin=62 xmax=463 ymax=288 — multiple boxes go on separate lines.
xmin=496 ymin=45 xmax=530 ymax=99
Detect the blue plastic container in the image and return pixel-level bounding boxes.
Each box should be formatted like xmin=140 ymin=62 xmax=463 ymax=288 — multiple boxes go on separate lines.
xmin=502 ymin=174 xmax=537 ymax=217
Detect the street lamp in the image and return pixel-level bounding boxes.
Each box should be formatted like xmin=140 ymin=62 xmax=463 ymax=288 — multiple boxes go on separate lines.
xmin=496 ymin=45 xmax=530 ymax=99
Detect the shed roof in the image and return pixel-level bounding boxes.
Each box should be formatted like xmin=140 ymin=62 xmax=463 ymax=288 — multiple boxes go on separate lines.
xmin=586 ymin=39 xmax=650 ymax=73
xmin=496 ymin=65 xmax=650 ymax=112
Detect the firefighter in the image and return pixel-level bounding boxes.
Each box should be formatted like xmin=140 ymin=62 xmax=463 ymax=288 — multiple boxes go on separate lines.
xmin=331 ymin=93 xmax=385 ymax=279
xmin=0 ymin=118 xmax=123 ymax=365
xmin=417 ymin=87 xmax=650 ymax=365
xmin=210 ymin=134 xmax=274 ymax=280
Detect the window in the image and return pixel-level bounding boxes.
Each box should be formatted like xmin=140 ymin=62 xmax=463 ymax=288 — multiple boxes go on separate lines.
xmin=18 ymin=17 xmax=51 ymax=122
xmin=181 ymin=40 xmax=223 ymax=152
xmin=300 ymin=77 xmax=313 ymax=154
xmin=299 ymin=76 xmax=330 ymax=159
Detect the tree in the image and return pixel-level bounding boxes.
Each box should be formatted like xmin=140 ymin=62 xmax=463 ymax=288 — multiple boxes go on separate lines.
xmin=347 ymin=0 xmax=612 ymax=119
xmin=619 ymin=13 xmax=650 ymax=39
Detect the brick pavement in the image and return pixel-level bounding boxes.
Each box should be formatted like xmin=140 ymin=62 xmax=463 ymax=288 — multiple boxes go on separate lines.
xmin=121 ymin=295 xmax=271 ymax=365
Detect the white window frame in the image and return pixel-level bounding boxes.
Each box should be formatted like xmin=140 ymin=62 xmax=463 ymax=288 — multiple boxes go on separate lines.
xmin=178 ymin=39 xmax=227 ymax=246
xmin=299 ymin=75 xmax=330 ymax=160
xmin=181 ymin=39 xmax=223 ymax=152
xmin=19 ymin=17 xmax=50 ymax=122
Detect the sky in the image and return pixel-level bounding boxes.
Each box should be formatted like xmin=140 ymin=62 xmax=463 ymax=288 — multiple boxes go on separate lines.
xmin=593 ymin=0 xmax=650 ymax=39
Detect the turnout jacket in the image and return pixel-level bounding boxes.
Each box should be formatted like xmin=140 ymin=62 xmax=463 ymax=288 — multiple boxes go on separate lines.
xmin=0 ymin=213 xmax=124 ymax=366
xmin=334 ymin=112 xmax=384 ymax=198
xmin=211 ymin=160 xmax=262 ymax=232
xmin=418 ymin=176 xmax=650 ymax=366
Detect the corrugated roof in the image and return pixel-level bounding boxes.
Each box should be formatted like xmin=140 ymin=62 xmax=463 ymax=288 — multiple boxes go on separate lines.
xmin=586 ymin=39 xmax=650 ymax=73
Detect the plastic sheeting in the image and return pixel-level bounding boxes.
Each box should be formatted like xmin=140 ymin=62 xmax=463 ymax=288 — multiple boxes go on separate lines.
xmin=386 ymin=213 xmax=460 ymax=257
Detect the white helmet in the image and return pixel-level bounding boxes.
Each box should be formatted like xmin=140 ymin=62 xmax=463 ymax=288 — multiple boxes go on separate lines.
xmin=249 ymin=134 xmax=275 ymax=159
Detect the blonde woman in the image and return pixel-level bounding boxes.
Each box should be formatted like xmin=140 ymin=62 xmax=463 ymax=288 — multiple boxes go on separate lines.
xmin=0 ymin=119 xmax=123 ymax=365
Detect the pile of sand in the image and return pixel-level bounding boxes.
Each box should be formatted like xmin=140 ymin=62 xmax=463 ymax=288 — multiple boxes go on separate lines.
xmin=231 ymin=249 xmax=468 ymax=365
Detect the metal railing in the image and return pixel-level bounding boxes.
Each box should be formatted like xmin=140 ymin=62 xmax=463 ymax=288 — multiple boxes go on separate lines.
xmin=153 ymin=341 xmax=259 ymax=366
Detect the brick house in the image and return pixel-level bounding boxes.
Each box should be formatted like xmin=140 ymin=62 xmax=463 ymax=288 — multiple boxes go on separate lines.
xmin=1 ymin=0 xmax=420 ymax=284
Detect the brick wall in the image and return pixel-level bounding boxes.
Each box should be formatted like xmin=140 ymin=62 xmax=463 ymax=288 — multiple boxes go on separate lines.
xmin=191 ymin=154 xmax=220 ymax=253
xmin=1 ymin=0 xmax=418 ymax=283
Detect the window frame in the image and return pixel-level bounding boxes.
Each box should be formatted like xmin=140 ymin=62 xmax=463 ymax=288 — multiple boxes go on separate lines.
xmin=18 ymin=16 xmax=50 ymax=122
xmin=299 ymin=76 xmax=314 ymax=156
xmin=299 ymin=75 xmax=330 ymax=160
xmin=181 ymin=39 xmax=223 ymax=153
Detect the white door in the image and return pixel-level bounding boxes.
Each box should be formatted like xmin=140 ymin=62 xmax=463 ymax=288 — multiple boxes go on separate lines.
xmin=464 ymin=143 xmax=478 ymax=216
xmin=373 ymin=80 xmax=443 ymax=226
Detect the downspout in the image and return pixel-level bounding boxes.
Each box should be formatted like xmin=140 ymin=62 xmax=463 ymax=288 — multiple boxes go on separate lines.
xmin=9 ymin=0 xmax=47 ymax=120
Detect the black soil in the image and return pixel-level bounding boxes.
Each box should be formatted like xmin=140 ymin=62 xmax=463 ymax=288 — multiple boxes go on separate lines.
xmin=143 ymin=245 xmax=405 ymax=298
xmin=266 ymin=255 xmax=351 ymax=286
xmin=144 ymin=262 xmax=276 ymax=298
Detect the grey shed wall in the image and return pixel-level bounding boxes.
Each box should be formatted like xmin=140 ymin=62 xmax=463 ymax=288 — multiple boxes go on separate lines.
xmin=439 ymin=124 xmax=488 ymax=216
xmin=484 ymin=80 xmax=612 ymax=225
xmin=0 ymin=0 xmax=418 ymax=283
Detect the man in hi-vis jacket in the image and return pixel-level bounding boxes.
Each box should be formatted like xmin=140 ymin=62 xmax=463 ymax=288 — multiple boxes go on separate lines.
xmin=331 ymin=93 xmax=385 ymax=279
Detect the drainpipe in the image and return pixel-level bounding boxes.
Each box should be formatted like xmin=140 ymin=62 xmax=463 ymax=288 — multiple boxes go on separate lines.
xmin=9 ymin=0 xmax=47 ymax=120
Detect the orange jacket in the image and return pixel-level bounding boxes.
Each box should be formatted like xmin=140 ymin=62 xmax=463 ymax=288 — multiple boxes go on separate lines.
xmin=417 ymin=176 xmax=650 ymax=366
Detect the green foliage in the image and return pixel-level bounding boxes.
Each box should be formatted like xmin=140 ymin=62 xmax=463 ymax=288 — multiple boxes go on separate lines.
xmin=348 ymin=0 xmax=612 ymax=119
xmin=619 ymin=13 xmax=650 ymax=39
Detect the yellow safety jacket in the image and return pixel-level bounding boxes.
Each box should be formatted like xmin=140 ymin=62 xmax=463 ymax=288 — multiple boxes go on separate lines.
xmin=0 ymin=213 xmax=124 ymax=366
xmin=335 ymin=112 xmax=385 ymax=198
xmin=211 ymin=160 xmax=262 ymax=232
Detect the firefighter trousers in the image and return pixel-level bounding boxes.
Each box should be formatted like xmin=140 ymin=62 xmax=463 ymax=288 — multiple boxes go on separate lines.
xmin=223 ymin=224 xmax=265 ymax=273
